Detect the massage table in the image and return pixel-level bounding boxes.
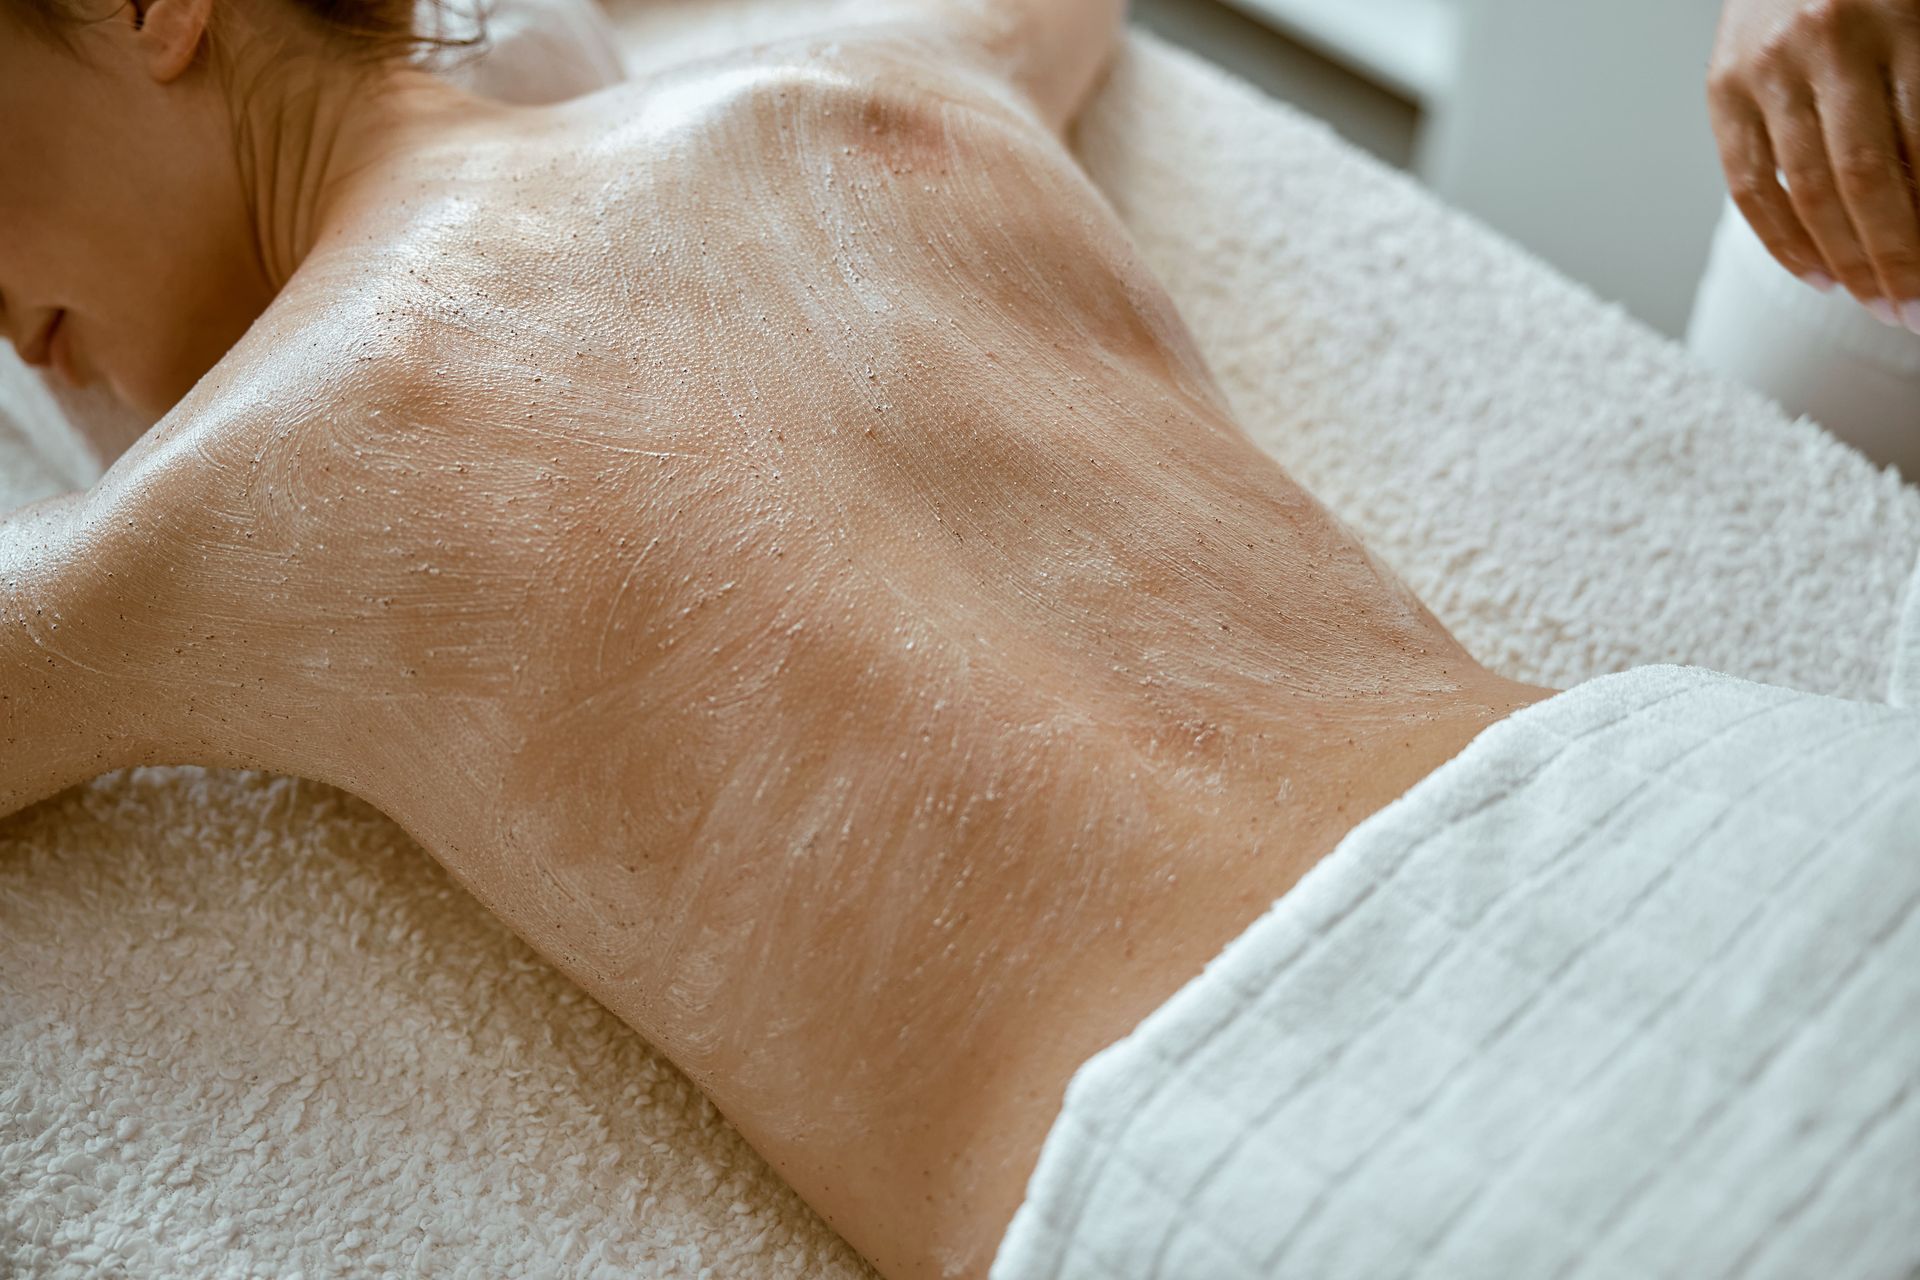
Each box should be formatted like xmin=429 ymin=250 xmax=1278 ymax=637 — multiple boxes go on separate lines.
xmin=4 ymin=3 xmax=1917 ymax=1275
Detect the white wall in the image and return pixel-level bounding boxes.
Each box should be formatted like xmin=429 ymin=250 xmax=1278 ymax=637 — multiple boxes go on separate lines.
xmin=1418 ymin=0 xmax=1729 ymax=337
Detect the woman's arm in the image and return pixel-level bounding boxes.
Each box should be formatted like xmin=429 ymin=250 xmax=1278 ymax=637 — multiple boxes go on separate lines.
xmin=934 ymin=0 xmax=1127 ymax=132
xmin=0 ymin=419 xmax=331 ymax=821
xmin=855 ymin=0 xmax=1128 ymax=135
xmin=0 ymin=488 xmax=165 ymax=818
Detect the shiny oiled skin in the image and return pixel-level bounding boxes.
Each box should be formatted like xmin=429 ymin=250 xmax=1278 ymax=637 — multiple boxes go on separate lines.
xmin=48 ymin=36 xmax=1550 ymax=1280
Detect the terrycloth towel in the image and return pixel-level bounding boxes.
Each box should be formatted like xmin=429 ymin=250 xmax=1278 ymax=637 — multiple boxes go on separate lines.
xmin=5 ymin=7 xmax=1919 ymax=1277
xmin=991 ymin=659 xmax=1920 ymax=1279
xmin=1890 ymin=554 xmax=1920 ymax=710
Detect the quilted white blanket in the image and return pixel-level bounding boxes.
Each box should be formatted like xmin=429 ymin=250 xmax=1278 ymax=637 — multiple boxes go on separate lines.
xmin=993 ymin=653 xmax=1920 ymax=1279
xmin=4 ymin=5 xmax=1918 ymax=1277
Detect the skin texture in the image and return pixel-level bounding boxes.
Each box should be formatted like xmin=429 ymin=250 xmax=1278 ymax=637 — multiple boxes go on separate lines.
xmin=0 ymin=3 xmax=1556 ymax=1276
xmin=1707 ymin=0 xmax=1920 ymax=331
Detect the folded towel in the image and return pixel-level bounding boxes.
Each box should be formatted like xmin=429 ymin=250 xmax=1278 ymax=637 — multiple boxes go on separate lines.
xmin=993 ymin=653 xmax=1920 ymax=1278
xmin=4 ymin=11 xmax=1917 ymax=1277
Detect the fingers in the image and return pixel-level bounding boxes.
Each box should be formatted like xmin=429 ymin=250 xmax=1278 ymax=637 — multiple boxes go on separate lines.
xmin=1896 ymin=52 xmax=1920 ymax=238
xmin=1767 ymin=87 xmax=1889 ymax=305
xmin=1706 ymin=0 xmax=1920 ymax=332
xmin=1813 ymin=55 xmax=1920 ymax=319
xmin=1710 ymin=91 xmax=1833 ymax=285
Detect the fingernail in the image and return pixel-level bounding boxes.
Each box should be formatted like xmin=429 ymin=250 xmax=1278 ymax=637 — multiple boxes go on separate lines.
xmin=1901 ymin=300 xmax=1920 ymax=335
xmin=1866 ymin=298 xmax=1900 ymax=327
xmin=1804 ymin=272 xmax=1836 ymax=293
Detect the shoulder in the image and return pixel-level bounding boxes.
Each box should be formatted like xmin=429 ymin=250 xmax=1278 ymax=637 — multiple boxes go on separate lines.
xmin=586 ymin=3 xmax=1122 ymax=139
xmin=560 ymin=24 xmax=1054 ymax=154
xmin=100 ymin=278 xmax=432 ymax=556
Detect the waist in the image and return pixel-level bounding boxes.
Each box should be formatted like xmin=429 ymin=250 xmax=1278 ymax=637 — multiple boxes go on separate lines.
xmin=725 ymin=664 xmax=1555 ymax=1277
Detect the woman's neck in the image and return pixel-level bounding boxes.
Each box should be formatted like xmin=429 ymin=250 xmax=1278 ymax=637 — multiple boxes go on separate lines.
xmin=219 ymin=39 xmax=494 ymax=291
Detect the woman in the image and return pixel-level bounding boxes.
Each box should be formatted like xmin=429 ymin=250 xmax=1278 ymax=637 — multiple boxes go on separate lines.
xmin=0 ymin=0 xmax=1551 ymax=1270
xmin=6 ymin=3 xmax=1912 ymax=1279
xmin=0 ymin=0 xmax=627 ymax=478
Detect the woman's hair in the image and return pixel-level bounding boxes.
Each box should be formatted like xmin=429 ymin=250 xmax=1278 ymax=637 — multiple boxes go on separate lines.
xmin=5 ymin=0 xmax=488 ymax=65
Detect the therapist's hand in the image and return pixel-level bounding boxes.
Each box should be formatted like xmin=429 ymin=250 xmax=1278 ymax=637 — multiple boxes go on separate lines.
xmin=1707 ymin=0 xmax=1920 ymax=333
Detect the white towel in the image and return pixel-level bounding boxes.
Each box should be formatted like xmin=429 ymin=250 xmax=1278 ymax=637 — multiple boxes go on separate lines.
xmin=1890 ymin=552 xmax=1920 ymax=709
xmin=0 ymin=357 xmax=95 ymax=500
xmin=993 ymin=661 xmax=1920 ymax=1278
xmin=1686 ymin=195 xmax=1920 ymax=478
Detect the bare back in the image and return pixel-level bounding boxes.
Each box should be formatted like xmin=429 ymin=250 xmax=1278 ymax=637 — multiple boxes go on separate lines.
xmin=94 ymin=35 xmax=1547 ymax=1280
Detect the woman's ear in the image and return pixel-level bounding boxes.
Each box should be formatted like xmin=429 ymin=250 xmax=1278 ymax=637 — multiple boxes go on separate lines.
xmin=131 ymin=0 xmax=214 ymax=84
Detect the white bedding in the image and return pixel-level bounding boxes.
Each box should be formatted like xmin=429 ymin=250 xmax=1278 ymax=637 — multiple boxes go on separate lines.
xmin=3 ymin=6 xmax=1917 ymax=1277
xmin=993 ymin=650 xmax=1920 ymax=1279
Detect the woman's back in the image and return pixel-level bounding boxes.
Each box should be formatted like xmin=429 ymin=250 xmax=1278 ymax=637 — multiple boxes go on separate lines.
xmin=37 ymin=30 xmax=1544 ymax=1279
